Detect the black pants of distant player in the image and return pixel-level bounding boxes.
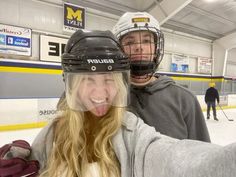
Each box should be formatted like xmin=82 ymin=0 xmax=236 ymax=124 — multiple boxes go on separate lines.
xmin=207 ymin=101 xmax=217 ymax=119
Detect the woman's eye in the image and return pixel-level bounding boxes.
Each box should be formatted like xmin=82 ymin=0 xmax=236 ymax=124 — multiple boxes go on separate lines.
xmin=84 ymin=77 xmax=95 ymax=83
xmin=105 ymin=79 xmax=114 ymax=83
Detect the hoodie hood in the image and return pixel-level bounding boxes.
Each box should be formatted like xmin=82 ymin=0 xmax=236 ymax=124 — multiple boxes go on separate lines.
xmin=130 ymin=75 xmax=175 ymax=109
xmin=131 ymin=74 xmax=175 ymax=94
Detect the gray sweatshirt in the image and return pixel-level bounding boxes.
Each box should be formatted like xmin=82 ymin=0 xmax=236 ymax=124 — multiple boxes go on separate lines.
xmin=31 ymin=112 xmax=236 ymax=177
xmin=129 ymin=74 xmax=210 ymax=142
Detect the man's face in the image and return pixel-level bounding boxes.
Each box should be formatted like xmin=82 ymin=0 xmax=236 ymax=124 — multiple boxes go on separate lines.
xmin=121 ymin=31 xmax=155 ymax=62
xmin=121 ymin=31 xmax=156 ymax=85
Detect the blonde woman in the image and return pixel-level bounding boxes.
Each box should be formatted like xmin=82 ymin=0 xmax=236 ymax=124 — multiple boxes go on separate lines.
xmin=31 ymin=30 xmax=130 ymax=177
xmin=30 ymin=30 xmax=236 ymax=177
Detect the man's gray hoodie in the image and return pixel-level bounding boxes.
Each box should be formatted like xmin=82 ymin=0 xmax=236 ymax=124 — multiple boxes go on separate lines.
xmin=130 ymin=75 xmax=210 ymax=142
xmin=31 ymin=112 xmax=236 ymax=177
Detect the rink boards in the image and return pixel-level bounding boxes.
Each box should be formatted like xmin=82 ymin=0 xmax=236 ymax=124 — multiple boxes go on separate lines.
xmin=0 ymin=59 xmax=63 ymax=130
xmin=1 ymin=59 xmax=236 ymax=131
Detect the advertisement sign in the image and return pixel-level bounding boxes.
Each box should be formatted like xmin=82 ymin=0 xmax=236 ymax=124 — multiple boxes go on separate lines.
xmin=63 ymin=2 xmax=86 ymax=33
xmin=198 ymin=57 xmax=212 ymax=74
xmin=0 ymin=98 xmax=59 ymax=129
xmin=37 ymin=98 xmax=59 ymax=121
xmin=40 ymin=35 xmax=68 ymax=62
xmin=0 ymin=24 xmax=32 ymax=56
xmin=171 ymin=54 xmax=189 ymax=73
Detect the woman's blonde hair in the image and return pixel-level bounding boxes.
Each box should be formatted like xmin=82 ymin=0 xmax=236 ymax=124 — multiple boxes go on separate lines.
xmin=40 ymin=72 xmax=128 ymax=177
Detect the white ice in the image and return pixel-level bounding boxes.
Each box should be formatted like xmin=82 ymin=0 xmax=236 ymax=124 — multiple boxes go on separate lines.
xmin=203 ymin=108 xmax=236 ymax=146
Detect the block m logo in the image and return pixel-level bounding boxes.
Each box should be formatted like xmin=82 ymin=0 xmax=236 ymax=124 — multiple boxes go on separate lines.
xmin=66 ymin=7 xmax=82 ymax=21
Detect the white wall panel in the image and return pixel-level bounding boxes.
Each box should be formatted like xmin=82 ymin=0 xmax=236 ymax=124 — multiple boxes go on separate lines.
xmin=86 ymin=13 xmax=117 ymax=31
xmin=225 ymin=48 xmax=236 ymax=77
xmin=188 ymin=56 xmax=197 ymax=73
xmin=31 ymin=33 xmax=39 ymax=60
xmin=0 ymin=0 xmax=118 ymax=34
xmin=225 ymin=64 xmax=236 ymax=77
xmin=164 ymin=32 xmax=212 ymax=58
xmin=18 ymin=0 xmax=63 ymax=34
xmin=0 ymin=0 xmax=20 ymax=26
xmin=227 ymin=48 xmax=236 ymax=62
xmin=163 ymin=31 xmax=211 ymax=73
xmin=0 ymin=0 xmax=62 ymax=34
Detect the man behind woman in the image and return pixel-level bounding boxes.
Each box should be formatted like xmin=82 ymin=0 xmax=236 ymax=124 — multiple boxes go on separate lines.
xmin=112 ymin=12 xmax=210 ymax=141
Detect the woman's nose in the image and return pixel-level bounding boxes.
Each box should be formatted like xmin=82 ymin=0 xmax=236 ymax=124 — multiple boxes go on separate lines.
xmin=92 ymin=85 xmax=108 ymax=98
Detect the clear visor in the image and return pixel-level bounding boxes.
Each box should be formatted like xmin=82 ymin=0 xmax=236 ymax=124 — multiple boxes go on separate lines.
xmin=64 ymin=71 xmax=130 ymax=115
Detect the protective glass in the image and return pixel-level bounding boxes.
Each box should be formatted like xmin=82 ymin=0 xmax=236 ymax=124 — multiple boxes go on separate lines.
xmin=64 ymin=71 xmax=130 ymax=113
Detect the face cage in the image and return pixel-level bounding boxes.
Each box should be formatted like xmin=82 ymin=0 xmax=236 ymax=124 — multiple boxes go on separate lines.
xmin=117 ymin=26 xmax=164 ymax=76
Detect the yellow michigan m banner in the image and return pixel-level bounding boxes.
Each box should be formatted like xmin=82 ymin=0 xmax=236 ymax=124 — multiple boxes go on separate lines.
xmin=63 ymin=2 xmax=85 ymax=33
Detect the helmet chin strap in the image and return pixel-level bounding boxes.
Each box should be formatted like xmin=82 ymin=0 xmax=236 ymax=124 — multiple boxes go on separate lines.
xmin=131 ymin=74 xmax=155 ymax=87
xmin=130 ymin=61 xmax=156 ymax=76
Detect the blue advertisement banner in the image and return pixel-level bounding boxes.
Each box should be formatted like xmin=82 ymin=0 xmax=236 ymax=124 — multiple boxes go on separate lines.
xmin=0 ymin=34 xmax=6 ymax=45
xmin=6 ymin=36 xmax=30 ymax=48
xmin=171 ymin=54 xmax=189 ymax=73
xmin=0 ymin=24 xmax=32 ymax=56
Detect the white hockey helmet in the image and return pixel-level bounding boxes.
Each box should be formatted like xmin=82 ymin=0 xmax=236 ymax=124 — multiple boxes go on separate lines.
xmin=112 ymin=12 xmax=164 ymax=76
xmin=113 ymin=12 xmax=160 ymax=38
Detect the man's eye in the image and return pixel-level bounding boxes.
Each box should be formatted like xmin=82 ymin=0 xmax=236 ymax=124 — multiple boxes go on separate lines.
xmin=142 ymin=39 xmax=151 ymax=43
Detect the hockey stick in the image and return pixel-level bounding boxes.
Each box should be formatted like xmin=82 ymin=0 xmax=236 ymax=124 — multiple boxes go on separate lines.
xmin=218 ymin=104 xmax=234 ymax=121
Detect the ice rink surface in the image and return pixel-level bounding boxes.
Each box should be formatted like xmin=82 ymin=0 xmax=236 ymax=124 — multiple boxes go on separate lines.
xmin=1 ymin=108 xmax=236 ymax=147
xmin=203 ymin=108 xmax=236 ymax=146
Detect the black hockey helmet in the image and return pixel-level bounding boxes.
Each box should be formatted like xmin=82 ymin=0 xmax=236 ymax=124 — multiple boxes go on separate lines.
xmin=62 ymin=30 xmax=130 ymax=73
xmin=61 ymin=30 xmax=130 ymax=112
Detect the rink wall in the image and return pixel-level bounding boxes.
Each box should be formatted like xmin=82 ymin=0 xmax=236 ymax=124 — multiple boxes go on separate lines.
xmin=1 ymin=59 xmax=236 ymax=131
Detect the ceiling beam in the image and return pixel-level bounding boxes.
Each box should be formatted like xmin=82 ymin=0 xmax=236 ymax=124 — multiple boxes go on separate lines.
xmin=148 ymin=0 xmax=193 ymax=25
xmin=187 ymin=5 xmax=235 ymax=26
xmin=162 ymin=20 xmax=222 ymax=40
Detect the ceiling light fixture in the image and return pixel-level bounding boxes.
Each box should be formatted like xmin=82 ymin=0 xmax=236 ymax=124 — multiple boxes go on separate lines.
xmin=204 ymin=0 xmax=218 ymax=2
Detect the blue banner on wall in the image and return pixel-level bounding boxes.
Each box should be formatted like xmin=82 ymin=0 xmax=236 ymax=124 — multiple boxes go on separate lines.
xmin=171 ymin=54 xmax=189 ymax=73
xmin=0 ymin=24 xmax=32 ymax=56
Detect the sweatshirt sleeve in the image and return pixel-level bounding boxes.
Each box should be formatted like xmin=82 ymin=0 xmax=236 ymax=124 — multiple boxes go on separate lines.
xmin=144 ymin=138 xmax=236 ymax=177
xmin=185 ymin=94 xmax=211 ymax=142
xmin=30 ymin=121 xmax=54 ymax=172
